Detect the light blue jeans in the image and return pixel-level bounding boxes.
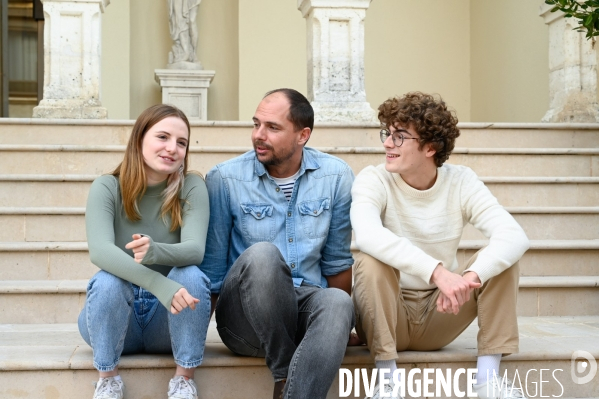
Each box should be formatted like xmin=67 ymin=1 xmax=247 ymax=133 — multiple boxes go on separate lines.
xmin=78 ymin=266 xmax=211 ymax=371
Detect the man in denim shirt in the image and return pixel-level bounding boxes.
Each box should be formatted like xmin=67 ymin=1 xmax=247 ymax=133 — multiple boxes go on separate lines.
xmin=201 ymin=88 xmax=355 ymax=399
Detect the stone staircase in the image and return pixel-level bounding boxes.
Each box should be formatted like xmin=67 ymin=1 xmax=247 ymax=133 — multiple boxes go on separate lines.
xmin=0 ymin=119 xmax=598 ymax=398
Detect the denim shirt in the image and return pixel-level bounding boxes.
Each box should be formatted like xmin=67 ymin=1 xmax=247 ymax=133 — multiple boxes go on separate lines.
xmin=200 ymin=147 xmax=354 ymax=294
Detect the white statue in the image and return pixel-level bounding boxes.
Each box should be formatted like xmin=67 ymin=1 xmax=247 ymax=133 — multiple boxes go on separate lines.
xmin=167 ymin=0 xmax=203 ymax=69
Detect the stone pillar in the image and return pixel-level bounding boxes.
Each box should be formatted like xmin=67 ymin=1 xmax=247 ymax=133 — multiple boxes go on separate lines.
xmin=33 ymin=0 xmax=109 ymax=119
xmin=298 ymin=0 xmax=376 ymax=123
xmin=540 ymin=3 xmax=599 ymax=123
xmin=154 ymin=69 xmax=215 ymax=120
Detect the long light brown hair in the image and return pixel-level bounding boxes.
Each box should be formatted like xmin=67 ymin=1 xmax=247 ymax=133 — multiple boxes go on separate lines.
xmin=112 ymin=104 xmax=191 ymax=231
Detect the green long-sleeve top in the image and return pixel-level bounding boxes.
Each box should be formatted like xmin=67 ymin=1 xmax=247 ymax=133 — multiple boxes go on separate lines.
xmin=85 ymin=173 xmax=210 ymax=309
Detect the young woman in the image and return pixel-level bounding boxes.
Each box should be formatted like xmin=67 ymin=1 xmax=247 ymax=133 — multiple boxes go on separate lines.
xmin=78 ymin=104 xmax=211 ymax=399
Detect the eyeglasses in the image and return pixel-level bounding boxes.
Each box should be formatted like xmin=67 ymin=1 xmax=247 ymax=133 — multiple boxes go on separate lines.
xmin=380 ymin=128 xmax=420 ymax=147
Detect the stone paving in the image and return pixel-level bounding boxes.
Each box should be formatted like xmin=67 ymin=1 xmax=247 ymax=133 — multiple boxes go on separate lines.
xmin=2 ymin=317 xmax=598 ymax=370
xmin=1 ymin=317 xmax=598 ymax=398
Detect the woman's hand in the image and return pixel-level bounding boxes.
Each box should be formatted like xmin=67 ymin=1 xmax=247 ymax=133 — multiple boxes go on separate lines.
xmin=170 ymin=287 xmax=200 ymax=314
xmin=125 ymin=234 xmax=150 ymax=263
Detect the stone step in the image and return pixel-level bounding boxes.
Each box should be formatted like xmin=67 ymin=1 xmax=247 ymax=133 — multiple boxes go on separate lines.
xmin=2 ymin=207 xmax=598 ymax=242
xmin=462 ymin=209 xmax=599 ymax=240
xmin=2 ymin=175 xmax=599 ymax=207
xmin=2 ymin=120 xmax=599 ymax=148
xmin=0 ymin=240 xmax=597 ymax=281
xmin=0 ymin=242 xmax=94 ymax=280
xmin=1 ymin=145 xmax=598 ymax=177
xmin=1 ymin=275 xmax=598 ymax=323
xmin=0 ymin=317 xmax=597 ymax=398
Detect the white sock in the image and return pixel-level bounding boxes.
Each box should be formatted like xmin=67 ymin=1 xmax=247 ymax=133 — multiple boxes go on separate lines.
xmin=476 ymin=354 xmax=501 ymax=384
xmin=375 ymin=359 xmax=398 ymax=383
xmin=110 ymin=375 xmax=122 ymax=381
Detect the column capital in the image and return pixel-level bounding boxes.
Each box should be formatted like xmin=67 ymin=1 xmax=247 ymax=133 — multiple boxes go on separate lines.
xmin=41 ymin=0 xmax=110 ymax=12
xmin=539 ymin=3 xmax=564 ymax=25
xmin=298 ymin=0 xmax=372 ymax=17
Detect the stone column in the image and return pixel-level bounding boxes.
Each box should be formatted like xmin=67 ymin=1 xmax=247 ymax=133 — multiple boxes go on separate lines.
xmin=298 ymin=0 xmax=376 ymax=123
xmin=540 ymin=3 xmax=599 ymax=122
xmin=33 ymin=0 xmax=109 ymax=119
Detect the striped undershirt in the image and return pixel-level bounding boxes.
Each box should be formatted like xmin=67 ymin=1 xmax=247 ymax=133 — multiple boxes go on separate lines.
xmin=271 ymin=169 xmax=301 ymax=202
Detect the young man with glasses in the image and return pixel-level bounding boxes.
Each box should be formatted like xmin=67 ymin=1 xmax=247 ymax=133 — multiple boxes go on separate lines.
xmin=350 ymin=92 xmax=530 ymax=399
xmin=201 ymin=88 xmax=355 ymax=399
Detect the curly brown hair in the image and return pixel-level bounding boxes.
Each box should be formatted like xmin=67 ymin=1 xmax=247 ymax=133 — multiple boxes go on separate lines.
xmin=378 ymin=92 xmax=460 ymax=167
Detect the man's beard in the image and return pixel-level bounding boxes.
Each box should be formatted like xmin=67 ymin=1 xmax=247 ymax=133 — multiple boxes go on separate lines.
xmin=253 ymin=140 xmax=287 ymax=166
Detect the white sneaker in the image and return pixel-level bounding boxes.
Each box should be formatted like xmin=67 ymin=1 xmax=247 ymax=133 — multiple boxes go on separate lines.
xmin=365 ymin=382 xmax=403 ymax=399
xmin=93 ymin=377 xmax=124 ymax=399
xmin=167 ymin=376 xmax=198 ymax=399
xmin=473 ymin=377 xmax=527 ymax=399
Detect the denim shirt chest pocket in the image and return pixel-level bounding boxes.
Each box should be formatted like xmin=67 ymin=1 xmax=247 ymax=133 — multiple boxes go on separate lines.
xmin=240 ymin=203 xmax=275 ymax=243
xmin=298 ymin=197 xmax=331 ymax=239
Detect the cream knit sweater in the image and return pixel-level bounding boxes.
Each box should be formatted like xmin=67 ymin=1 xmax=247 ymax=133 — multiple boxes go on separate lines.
xmin=350 ymin=164 xmax=529 ymax=290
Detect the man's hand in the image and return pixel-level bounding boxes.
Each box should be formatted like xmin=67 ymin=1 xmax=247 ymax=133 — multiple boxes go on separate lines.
xmin=171 ymin=287 xmax=200 ymax=315
xmin=125 ymin=234 xmax=150 ymax=264
xmin=347 ymin=331 xmax=364 ymax=346
xmin=431 ymin=265 xmax=480 ymax=315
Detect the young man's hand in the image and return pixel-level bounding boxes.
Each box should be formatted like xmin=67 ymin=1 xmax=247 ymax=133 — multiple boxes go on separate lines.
xmin=431 ymin=265 xmax=480 ymax=314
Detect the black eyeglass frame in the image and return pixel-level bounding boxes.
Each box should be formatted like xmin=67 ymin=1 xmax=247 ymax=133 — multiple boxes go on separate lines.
xmin=379 ymin=128 xmax=420 ymax=147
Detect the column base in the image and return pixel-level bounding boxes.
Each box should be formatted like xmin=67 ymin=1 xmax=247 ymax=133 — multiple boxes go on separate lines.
xmin=311 ymin=101 xmax=377 ymax=123
xmin=32 ymin=104 xmax=108 ymax=119
xmin=542 ymin=99 xmax=599 ymax=123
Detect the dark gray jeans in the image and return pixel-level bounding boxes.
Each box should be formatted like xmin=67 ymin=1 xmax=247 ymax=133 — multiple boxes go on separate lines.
xmin=215 ymin=242 xmax=354 ymax=399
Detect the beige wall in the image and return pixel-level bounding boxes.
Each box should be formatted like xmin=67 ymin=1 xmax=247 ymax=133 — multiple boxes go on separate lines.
xmin=365 ymin=0 xmax=472 ymax=120
xmin=102 ymin=0 xmax=131 ymax=120
xmin=129 ymin=0 xmax=170 ymax=120
xmin=470 ymin=0 xmax=549 ymax=122
xmin=101 ymin=0 xmax=550 ymax=123
xmin=238 ymin=0 xmax=307 ymax=121
xmin=197 ymin=0 xmax=239 ymax=121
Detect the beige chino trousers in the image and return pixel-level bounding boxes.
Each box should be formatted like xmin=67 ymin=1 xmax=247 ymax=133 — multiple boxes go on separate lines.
xmin=352 ymin=250 xmax=520 ymax=361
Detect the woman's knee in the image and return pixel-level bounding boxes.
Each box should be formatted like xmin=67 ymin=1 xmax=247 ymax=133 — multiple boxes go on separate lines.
xmin=168 ymin=266 xmax=211 ymax=295
xmin=87 ymin=271 xmax=132 ymax=302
